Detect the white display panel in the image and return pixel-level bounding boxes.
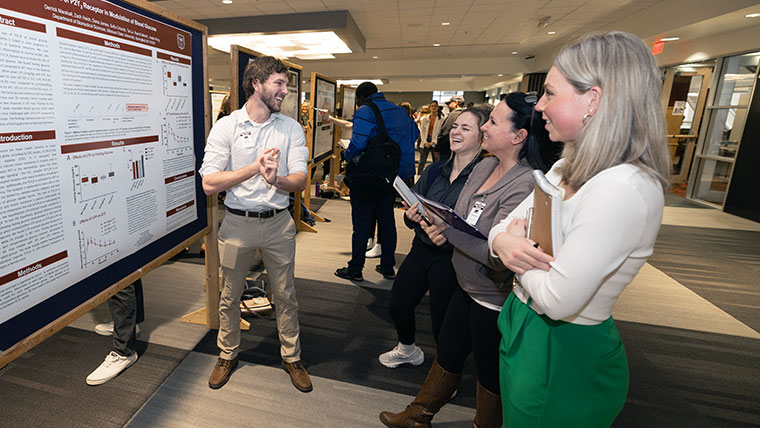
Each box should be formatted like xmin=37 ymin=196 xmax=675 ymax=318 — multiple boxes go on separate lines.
xmin=0 ymin=1 xmax=199 ymax=327
xmin=312 ymin=77 xmax=336 ymax=162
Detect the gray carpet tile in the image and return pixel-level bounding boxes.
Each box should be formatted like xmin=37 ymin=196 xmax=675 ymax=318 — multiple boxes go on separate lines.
xmin=190 ymin=276 xmax=480 ymax=407
xmin=615 ymin=321 xmax=760 ymax=427
xmin=0 ymin=327 xmax=188 ymax=428
xmin=665 ymin=193 xmax=710 ymax=209
xmin=649 ymin=225 xmax=760 ymax=331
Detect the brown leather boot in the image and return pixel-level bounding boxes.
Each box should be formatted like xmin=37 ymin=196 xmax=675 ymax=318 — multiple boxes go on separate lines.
xmin=472 ymin=381 xmax=502 ymax=428
xmin=379 ymin=359 xmax=462 ymax=428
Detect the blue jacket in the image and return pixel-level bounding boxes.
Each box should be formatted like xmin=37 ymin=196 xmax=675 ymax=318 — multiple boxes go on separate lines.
xmin=344 ymin=93 xmax=419 ymax=179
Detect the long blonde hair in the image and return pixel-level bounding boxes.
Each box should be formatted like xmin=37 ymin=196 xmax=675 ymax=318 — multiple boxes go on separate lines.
xmin=554 ymin=31 xmax=671 ymax=191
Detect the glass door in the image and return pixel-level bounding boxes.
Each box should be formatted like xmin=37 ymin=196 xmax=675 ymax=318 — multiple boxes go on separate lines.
xmin=662 ymin=66 xmax=713 ymax=186
xmin=687 ymin=52 xmax=760 ymax=207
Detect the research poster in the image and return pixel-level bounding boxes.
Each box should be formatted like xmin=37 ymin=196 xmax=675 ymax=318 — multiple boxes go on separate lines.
xmin=281 ymin=68 xmax=300 ymax=121
xmin=312 ymin=78 xmax=335 ymax=162
xmin=339 ymin=85 xmax=356 ymax=140
xmin=0 ymin=1 xmax=201 ymax=338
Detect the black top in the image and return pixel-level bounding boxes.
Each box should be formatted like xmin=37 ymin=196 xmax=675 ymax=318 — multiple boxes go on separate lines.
xmin=405 ymin=155 xmax=482 ymax=250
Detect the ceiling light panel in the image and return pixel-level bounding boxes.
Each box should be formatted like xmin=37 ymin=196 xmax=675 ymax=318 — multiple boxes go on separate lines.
xmin=207 ymin=31 xmax=352 ymax=59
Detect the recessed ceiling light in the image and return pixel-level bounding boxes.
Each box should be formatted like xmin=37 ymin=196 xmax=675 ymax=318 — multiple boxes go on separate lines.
xmin=498 ymin=74 xmax=503 ymax=76
xmin=660 ymin=37 xmax=680 ymax=41
xmin=433 ymin=43 xmax=441 ymax=47
xmin=208 ymin=31 xmax=351 ymax=59
xmin=441 ymin=22 xmax=450 ymax=26
xmin=744 ymin=13 xmax=760 ymax=18
xmin=222 ymin=0 xmax=232 ymax=4
xmin=511 ymin=51 xmax=518 ymax=54
xmin=547 ymin=31 xmax=556 ymax=35
xmin=372 ymin=56 xmax=378 ymax=59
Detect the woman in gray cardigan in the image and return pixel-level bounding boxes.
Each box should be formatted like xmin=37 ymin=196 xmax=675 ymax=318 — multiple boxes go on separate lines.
xmin=380 ymin=92 xmax=560 ymax=428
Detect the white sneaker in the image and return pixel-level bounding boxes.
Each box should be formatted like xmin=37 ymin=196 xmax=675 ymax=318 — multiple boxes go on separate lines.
xmin=365 ymin=243 xmax=382 ymax=258
xmin=366 ymin=238 xmax=375 ymax=251
xmin=86 ymin=351 xmax=138 ymax=385
xmin=94 ymin=322 xmax=141 ymax=338
xmin=378 ymin=344 xmax=424 ymax=368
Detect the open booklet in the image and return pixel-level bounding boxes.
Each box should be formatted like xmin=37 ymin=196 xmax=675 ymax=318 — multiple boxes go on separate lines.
xmin=393 ymin=176 xmax=487 ymax=239
xmin=527 ymin=170 xmax=564 ymax=256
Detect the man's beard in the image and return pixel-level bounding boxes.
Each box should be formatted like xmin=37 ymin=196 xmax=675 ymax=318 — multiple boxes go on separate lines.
xmin=260 ymin=87 xmax=282 ymax=113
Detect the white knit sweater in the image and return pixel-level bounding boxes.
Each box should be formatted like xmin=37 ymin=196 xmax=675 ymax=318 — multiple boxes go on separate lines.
xmin=488 ymin=160 xmax=664 ymax=325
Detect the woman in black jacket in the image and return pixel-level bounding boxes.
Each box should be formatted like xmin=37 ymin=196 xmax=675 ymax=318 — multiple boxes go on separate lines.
xmin=378 ymin=105 xmax=492 ymax=368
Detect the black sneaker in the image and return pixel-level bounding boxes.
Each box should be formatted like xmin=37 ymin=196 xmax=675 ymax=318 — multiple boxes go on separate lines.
xmin=375 ymin=265 xmax=395 ymax=280
xmin=335 ymin=267 xmax=363 ymax=281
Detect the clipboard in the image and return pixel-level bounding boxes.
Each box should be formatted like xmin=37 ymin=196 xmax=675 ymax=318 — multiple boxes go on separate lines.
xmin=393 ymin=176 xmax=428 ymax=219
xmin=415 ymin=193 xmax=487 ymax=239
xmin=528 ymin=170 xmax=563 ymax=256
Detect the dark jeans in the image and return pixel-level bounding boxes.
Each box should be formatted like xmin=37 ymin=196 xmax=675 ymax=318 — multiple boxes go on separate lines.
xmin=110 ymin=279 xmax=144 ymax=357
xmin=348 ymin=190 xmax=396 ymax=272
xmin=437 ymin=286 xmax=502 ymax=394
xmin=418 ymin=146 xmax=435 ymax=176
xmin=388 ymin=238 xmax=458 ymax=345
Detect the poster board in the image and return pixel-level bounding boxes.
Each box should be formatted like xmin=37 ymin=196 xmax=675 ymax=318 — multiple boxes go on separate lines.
xmin=211 ymin=91 xmax=228 ymax=124
xmin=0 ymin=0 xmax=210 ymax=366
xmin=309 ymin=73 xmax=337 ymax=165
xmin=229 ymin=45 xmax=302 ymax=122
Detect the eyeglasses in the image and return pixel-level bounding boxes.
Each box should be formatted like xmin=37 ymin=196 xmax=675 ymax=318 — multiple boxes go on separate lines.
xmin=525 ymin=91 xmax=538 ymax=128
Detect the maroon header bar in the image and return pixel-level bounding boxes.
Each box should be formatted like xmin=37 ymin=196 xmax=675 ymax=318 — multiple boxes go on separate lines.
xmin=166 ymin=200 xmax=195 ymax=217
xmin=164 ymin=170 xmax=195 ymax=184
xmin=0 ymin=251 xmax=68 ymax=287
xmin=60 ymin=135 xmax=158 ymax=154
xmin=57 ymin=27 xmax=151 ymax=57
xmin=0 ymin=12 xmax=46 ymax=33
xmin=0 ymin=130 xmax=56 ymax=144
xmin=3 ymin=0 xmax=192 ymax=56
xmin=157 ymin=51 xmax=191 ymax=65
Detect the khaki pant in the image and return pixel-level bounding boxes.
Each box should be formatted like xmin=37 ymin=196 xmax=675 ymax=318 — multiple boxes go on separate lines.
xmin=217 ymin=210 xmax=301 ymax=362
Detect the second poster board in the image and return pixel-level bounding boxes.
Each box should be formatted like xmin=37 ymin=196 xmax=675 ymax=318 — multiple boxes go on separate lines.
xmin=309 ymin=73 xmax=337 ymax=165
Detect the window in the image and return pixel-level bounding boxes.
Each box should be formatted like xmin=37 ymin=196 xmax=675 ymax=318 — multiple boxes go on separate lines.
xmin=432 ymin=91 xmax=464 ymax=103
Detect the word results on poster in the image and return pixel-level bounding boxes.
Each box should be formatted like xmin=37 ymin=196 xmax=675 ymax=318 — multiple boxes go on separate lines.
xmin=0 ymin=1 xmax=198 ymax=327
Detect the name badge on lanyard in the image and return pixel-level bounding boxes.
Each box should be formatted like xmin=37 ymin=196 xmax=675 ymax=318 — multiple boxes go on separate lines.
xmin=465 ymin=200 xmax=486 ymax=226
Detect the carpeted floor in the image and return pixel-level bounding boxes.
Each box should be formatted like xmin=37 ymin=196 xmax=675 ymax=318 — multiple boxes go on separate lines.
xmin=0 ymin=327 xmax=188 ymax=428
xmin=190 ymin=276 xmax=480 ymax=408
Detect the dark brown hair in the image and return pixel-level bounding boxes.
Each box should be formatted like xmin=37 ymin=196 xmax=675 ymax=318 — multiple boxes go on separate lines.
xmin=242 ymin=56 xmax=288 ymax=99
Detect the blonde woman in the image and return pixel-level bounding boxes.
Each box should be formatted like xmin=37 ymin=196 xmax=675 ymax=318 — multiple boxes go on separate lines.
xmin=489 ymin=32 xmax=671 ymax=427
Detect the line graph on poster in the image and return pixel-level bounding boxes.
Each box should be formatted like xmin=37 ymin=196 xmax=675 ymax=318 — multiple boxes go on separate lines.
xmin=160 ymin=112 xmax=193 ymax=154
xmin=77 ymin=227 xmax=119 ymax=269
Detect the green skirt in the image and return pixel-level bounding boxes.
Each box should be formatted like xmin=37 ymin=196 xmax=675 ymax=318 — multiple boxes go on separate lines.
xmin=498 ymin=293 xmax=629 ymax=428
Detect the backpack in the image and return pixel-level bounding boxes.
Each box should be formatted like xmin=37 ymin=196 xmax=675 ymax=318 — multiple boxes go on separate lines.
xmin=344 ymin=101 xmax=402 ymax=200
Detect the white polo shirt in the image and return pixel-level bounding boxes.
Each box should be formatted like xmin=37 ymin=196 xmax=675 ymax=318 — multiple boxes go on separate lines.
xmin=199 ymin=105 xmax=308 ymax=211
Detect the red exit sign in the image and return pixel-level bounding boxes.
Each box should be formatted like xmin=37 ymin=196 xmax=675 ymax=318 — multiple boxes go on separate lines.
xmin=652 ymin=41 xmax=664 ymax=55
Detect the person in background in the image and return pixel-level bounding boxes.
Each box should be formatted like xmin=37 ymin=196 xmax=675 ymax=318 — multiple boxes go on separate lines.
xmin=299 ymin=101 xmax=311 ymax=130
xmin=200 ymin=56 xmax=312 ymax=393
xmin=380 ymin=92 xmax=559 ymax=428
xmin=86 ymin=279 xmax=143 ymax=385
xmin=435 ymin=95 xmax=465 ymax=161
xmin=378 ymin=105 xmax=491 ymax=369
xmin=217 ymin=94 xmax=232 ymax=122
xmin=417 ymin=101 xmax=442 ymax=176
xmin=334 ymin=82 xmax=418 ymax=282
xmin=488 ymin=31 xmax=670 ymax=427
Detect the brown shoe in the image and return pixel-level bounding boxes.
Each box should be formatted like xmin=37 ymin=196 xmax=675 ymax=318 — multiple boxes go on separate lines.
xmin=208 ymin=357 xmax=238 ymax=389
xmin=282 ymin=360 xmax=313 ymax=392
